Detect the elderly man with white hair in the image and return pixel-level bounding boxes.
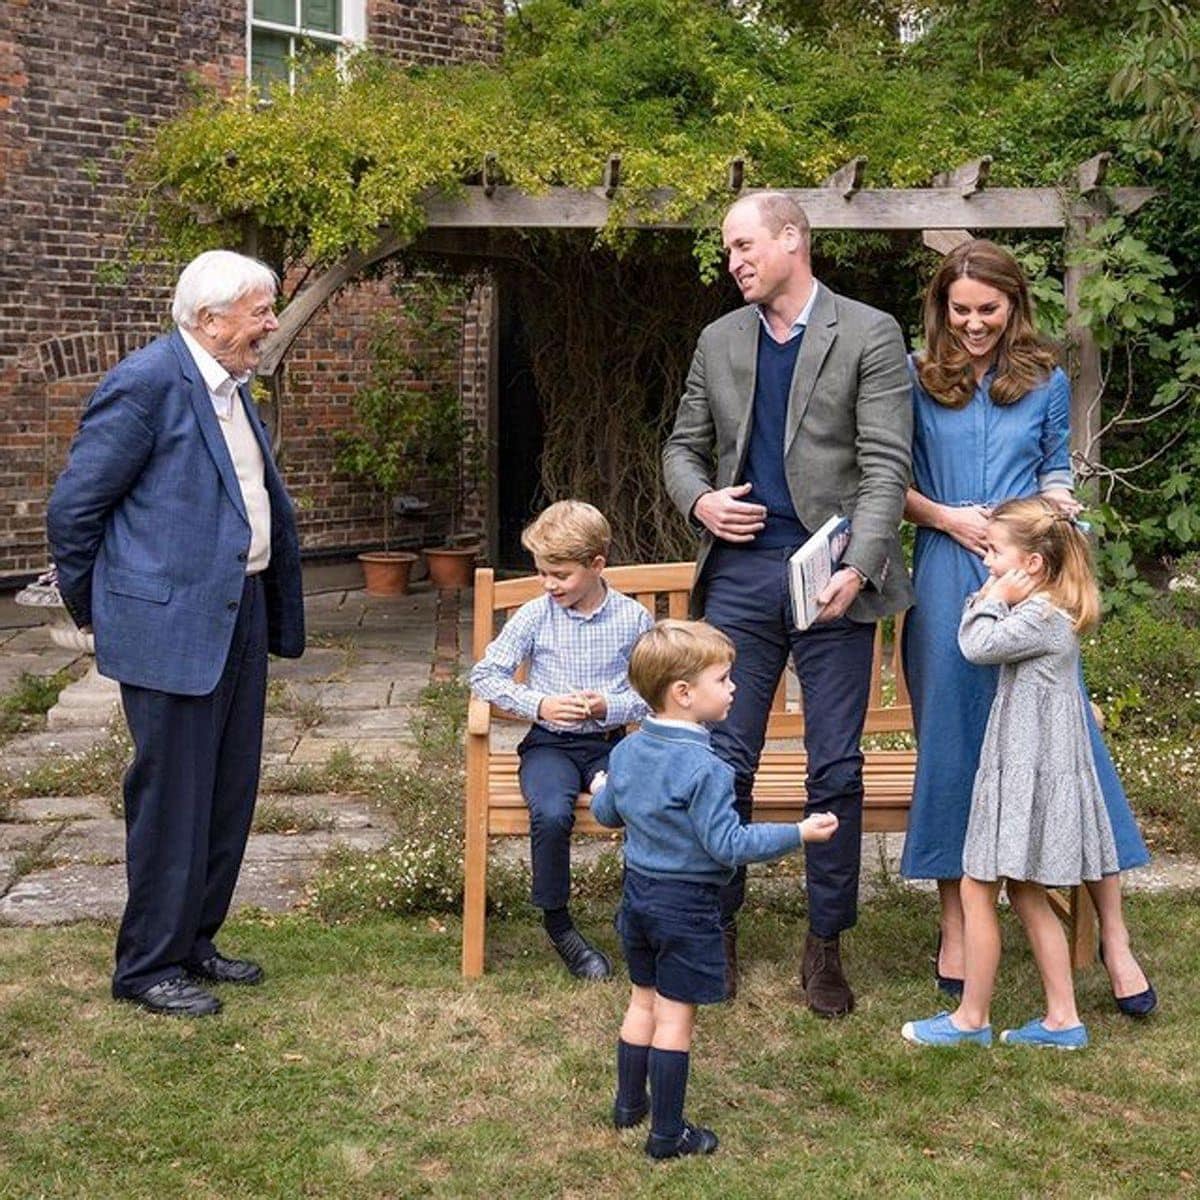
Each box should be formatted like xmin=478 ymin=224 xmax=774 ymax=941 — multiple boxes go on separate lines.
xmin=48 ymin=250 xmax=305 ymax=1017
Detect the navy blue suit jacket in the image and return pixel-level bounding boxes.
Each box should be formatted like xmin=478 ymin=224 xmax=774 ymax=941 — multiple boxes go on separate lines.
xmin=47 ymin=330 xmax=305 ymax=696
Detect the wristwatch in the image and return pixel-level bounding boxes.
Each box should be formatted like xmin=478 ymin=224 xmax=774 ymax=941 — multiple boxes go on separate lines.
xmin=846 ymin=564 xmax=868 ymax=587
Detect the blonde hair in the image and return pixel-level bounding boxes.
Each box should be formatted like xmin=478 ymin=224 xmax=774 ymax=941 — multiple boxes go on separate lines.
xmin=521 ymin=500 xmax=611 ymax=565
xmin=989 ymin=497 xmax=1100 ymax=632
xmin=628 ymin=619 xmax=735 ymax=712
xmin=918 ymin=239 xmax=1058 ymax=409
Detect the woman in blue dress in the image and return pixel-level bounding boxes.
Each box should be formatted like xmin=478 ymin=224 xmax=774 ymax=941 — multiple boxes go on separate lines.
xmin=899 ymin=239 xmax=1155 ymax=1016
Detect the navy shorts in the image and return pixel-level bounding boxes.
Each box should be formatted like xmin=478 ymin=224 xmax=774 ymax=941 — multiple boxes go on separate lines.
xmin=616 ymin=870 xmax=727 ymax=1005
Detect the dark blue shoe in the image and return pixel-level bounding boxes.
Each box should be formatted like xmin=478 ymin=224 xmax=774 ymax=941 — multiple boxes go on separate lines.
xmin=613 ymin=1095 xmax=649 ymax=1129
xmin=935 ymin=933 xmax=964 ymax=1000
xmin=1099 ymin=944 xmax=1157 ymax=1018
xmin=645 ymin=1120 xmax=719 ymax=1160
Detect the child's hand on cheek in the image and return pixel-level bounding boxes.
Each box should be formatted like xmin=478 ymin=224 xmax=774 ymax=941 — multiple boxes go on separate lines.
xmin=992 ymin=568 xmax=1036 ymax=606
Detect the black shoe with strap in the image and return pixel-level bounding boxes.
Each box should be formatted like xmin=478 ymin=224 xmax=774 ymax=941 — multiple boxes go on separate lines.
xmin=187 ymin=952 xmax=265 ymax=986
xmin=123 ymin=977 xmax=222 ymax=1017
xmin=645 ymin=1120 xmax=720 ymax=1160
xmin=550 ymin=929 xmax=613 ymax=981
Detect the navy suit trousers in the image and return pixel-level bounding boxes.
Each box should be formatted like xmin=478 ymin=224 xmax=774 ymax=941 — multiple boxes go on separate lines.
xmin=703 ymin=543 xmax=875 ymax=938
xmin=113 ymin=574 xmax=268 ymax=997
xmin=517 ymin=725 xmax=622 ymax=911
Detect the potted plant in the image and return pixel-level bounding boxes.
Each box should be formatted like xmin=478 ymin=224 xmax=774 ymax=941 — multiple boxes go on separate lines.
xmin=334 ymin=315 xmax=434 ymax=596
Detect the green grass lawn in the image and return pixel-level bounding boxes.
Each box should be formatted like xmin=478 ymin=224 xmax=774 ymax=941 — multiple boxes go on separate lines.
xmin=1 ymin=887 xmax=1196 ymax=1199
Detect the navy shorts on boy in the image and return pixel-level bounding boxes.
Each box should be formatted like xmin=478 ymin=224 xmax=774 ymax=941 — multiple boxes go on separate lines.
xmin=617 ymin=869 xmax=727 ymax=1005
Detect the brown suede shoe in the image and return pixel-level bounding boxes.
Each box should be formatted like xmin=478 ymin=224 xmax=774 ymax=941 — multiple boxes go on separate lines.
xmin=801 ymin=932 xmax=854 ymax=1018
xmin=722 ymin=924 xmax=739 ymax=1001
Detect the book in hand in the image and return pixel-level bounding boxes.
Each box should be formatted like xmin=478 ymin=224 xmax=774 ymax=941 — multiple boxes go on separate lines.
xmin=788 ymin=514 xmax=852 ymax=631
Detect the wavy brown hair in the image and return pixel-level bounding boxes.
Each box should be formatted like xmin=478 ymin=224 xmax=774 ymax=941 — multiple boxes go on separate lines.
xmin=989 ymin=497 xmax=1100 ymax=633
xmin=918 ymin=239 xmax=1058 ymax=409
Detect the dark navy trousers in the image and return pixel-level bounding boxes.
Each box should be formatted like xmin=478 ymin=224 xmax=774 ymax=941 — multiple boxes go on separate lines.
xmin=517 ymin=724 xmax=622 ymax=911
xmin=703 ymin=543 xmax=875 ymax=938
xmin=113 ymin=573 xmax=268 ymax=997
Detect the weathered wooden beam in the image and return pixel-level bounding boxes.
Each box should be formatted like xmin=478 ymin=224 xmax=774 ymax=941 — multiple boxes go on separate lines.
xmin=727 ymin=158 xmax=745 ymax=193
xmin=932 ymin=156 xmax=992 ymax=197
xmin=922 ymin=230 xmax=974 ymax=255
xmin=1077 ymin=151 xmax=1111 ymax=194
xmin=256 ymin=228 xmax=410 ymax=375
xmin=603 ymin=154 xmax=621 ymax=199
xmin=420 ymin=185 xmax=1157 ymax=231
xmin=822 ymin=157 xmax=867 ymax=199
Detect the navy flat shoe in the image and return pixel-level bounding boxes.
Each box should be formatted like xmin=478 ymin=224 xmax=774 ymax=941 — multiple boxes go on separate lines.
xmin=935 ymin=932 xmax=964 ymax=1000
xmin=1099 ymin=944 xmax=1157 ymax=1017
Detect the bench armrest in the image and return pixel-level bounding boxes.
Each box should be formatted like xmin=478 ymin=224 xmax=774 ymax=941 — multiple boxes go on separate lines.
xmin=467 ymin=695 xmax=492 ymax=737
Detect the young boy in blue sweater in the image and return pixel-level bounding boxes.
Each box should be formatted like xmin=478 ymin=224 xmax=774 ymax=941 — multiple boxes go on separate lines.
xmin=591 ymin=619 xmax=838 ymax=1159
xmin=470 ymin=500 xmax=652 ymax=981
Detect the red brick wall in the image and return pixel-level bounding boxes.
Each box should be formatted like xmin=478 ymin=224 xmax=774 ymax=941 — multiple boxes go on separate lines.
xmin=0 ymin=0 xmax=501 ymax=579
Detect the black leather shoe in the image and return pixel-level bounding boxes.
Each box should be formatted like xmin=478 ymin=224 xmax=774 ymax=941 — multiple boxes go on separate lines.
xmin=613 ymin=1096 xmax=649 ymax=1129
xmin=722 ymin=923 xmax=739 ymax=1001
xmin=550 ymin=929 xmax=613 ymax=981
xmin=187 ymin=952 xmax=265 ymax=986
xmin=801 ymin=932 xmax=855 ymax=1018
xmin=124 ymin=977 xmax=222 ymax=1017
xmin=645 ymin=1120 xmax=720 ymax=1160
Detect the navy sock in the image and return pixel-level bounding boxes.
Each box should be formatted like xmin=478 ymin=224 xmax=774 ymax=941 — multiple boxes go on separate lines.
xmin=616 ymin=1039 xmax=650 ymax=1110
xmin=648 ymin=1047 xmax=689 ymax=1140
xmin=543 ymin=907 xmax=574 ymax=939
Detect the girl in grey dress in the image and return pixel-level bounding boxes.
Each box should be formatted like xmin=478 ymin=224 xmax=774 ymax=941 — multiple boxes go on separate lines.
xmin=903 ymin=497 xmax=1131 ymax=1051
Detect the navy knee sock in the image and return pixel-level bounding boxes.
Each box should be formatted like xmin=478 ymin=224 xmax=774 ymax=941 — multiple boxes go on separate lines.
xmin=543 ymin=907 xmax=574 ymax=939
xmin=648 ymin=1047 xmax=689 ymax=1140
xmin=616 ymin=1039 xmax=649 ymax=1110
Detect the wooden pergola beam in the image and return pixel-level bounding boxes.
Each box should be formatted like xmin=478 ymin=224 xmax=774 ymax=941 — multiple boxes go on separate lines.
xmin=822 ymin=157 xmax=867 ymax=199
xmin=419 ymin=184 xmax=1154 ymax=232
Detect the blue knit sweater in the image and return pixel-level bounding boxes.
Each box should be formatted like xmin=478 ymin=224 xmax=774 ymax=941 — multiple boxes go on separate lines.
xmin=591 ymin=717 xmax=803 ymax=885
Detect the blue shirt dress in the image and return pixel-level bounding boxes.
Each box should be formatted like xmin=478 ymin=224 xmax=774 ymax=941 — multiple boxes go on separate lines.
xmin=898 ymin=359 xmax=1149 ymax=880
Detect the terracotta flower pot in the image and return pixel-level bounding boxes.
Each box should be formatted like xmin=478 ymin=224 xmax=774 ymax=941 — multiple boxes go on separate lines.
xmin=358 ymin=550 xmax=418 ymax=597
xmin=422 ymin=545 xmax=478 ymax=590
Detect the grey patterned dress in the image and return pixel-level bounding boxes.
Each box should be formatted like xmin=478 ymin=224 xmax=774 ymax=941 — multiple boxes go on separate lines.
xmin=958 ymin=595 xmax=1119 ymax=885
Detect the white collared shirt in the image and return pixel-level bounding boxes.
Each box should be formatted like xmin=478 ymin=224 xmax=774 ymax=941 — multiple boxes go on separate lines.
xmin=756 ymin=279 xmax=821 ymax=343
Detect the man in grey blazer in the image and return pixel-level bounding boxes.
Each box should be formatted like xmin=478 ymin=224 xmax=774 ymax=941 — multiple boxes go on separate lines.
xmin=663 ymin=192 xmax=912 ymax=1016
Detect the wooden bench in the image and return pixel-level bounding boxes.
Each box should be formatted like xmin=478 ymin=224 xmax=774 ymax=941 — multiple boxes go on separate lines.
xmin=462 ymin=562 xmax=1095 ymax=977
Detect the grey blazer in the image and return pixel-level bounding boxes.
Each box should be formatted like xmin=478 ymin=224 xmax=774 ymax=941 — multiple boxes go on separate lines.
xmin=662 ymin=285 xmax=914 ymax=622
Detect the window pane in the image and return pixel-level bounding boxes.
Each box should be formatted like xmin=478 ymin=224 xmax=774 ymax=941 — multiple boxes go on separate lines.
xmin=253 ymin=0 xmax=296 ymax=24
xmin=294 ymin=37 xmax=338 ymax=80
xmin=301 ymin=0 xmax=340 ymax=33
xmin=251 ymin=30 xmax=291 ymax=91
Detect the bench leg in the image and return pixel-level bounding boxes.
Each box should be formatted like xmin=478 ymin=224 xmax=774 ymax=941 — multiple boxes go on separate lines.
xmin=462 ymin=737 xmax=489 ymax=978
xmin=1068 ymin=883 xmax=1098 ymax=970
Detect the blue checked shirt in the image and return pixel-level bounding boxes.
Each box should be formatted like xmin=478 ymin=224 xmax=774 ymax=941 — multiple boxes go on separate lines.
xmin=469 ymin=585 xmax=654 ymax=732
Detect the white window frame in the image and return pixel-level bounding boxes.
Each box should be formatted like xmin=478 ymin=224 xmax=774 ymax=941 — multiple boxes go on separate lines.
xmin=246 ymin=1 xmax=366 ymax=92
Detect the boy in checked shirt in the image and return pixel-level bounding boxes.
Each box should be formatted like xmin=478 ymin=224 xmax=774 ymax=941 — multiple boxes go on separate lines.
xmin=469 ymin=501 xmax=652 ymax=980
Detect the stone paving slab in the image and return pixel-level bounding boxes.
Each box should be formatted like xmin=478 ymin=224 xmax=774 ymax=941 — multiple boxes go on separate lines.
xmin=49 ymin=818 xmax=127 ymax=865
xmin=309 ymin=706 xmax=415 ymax=734
xmin=259 ymin=793 xmax=389 ymax=831
xmin=289 ymin=735 xmax=418 ymax=765
xmin=0 ymin=824 xmax=47 ymax=853
xmin=308 ymin=681 xmax=393 ymax=709
xmin=13 ymin=795 xmax=112 ymax=821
